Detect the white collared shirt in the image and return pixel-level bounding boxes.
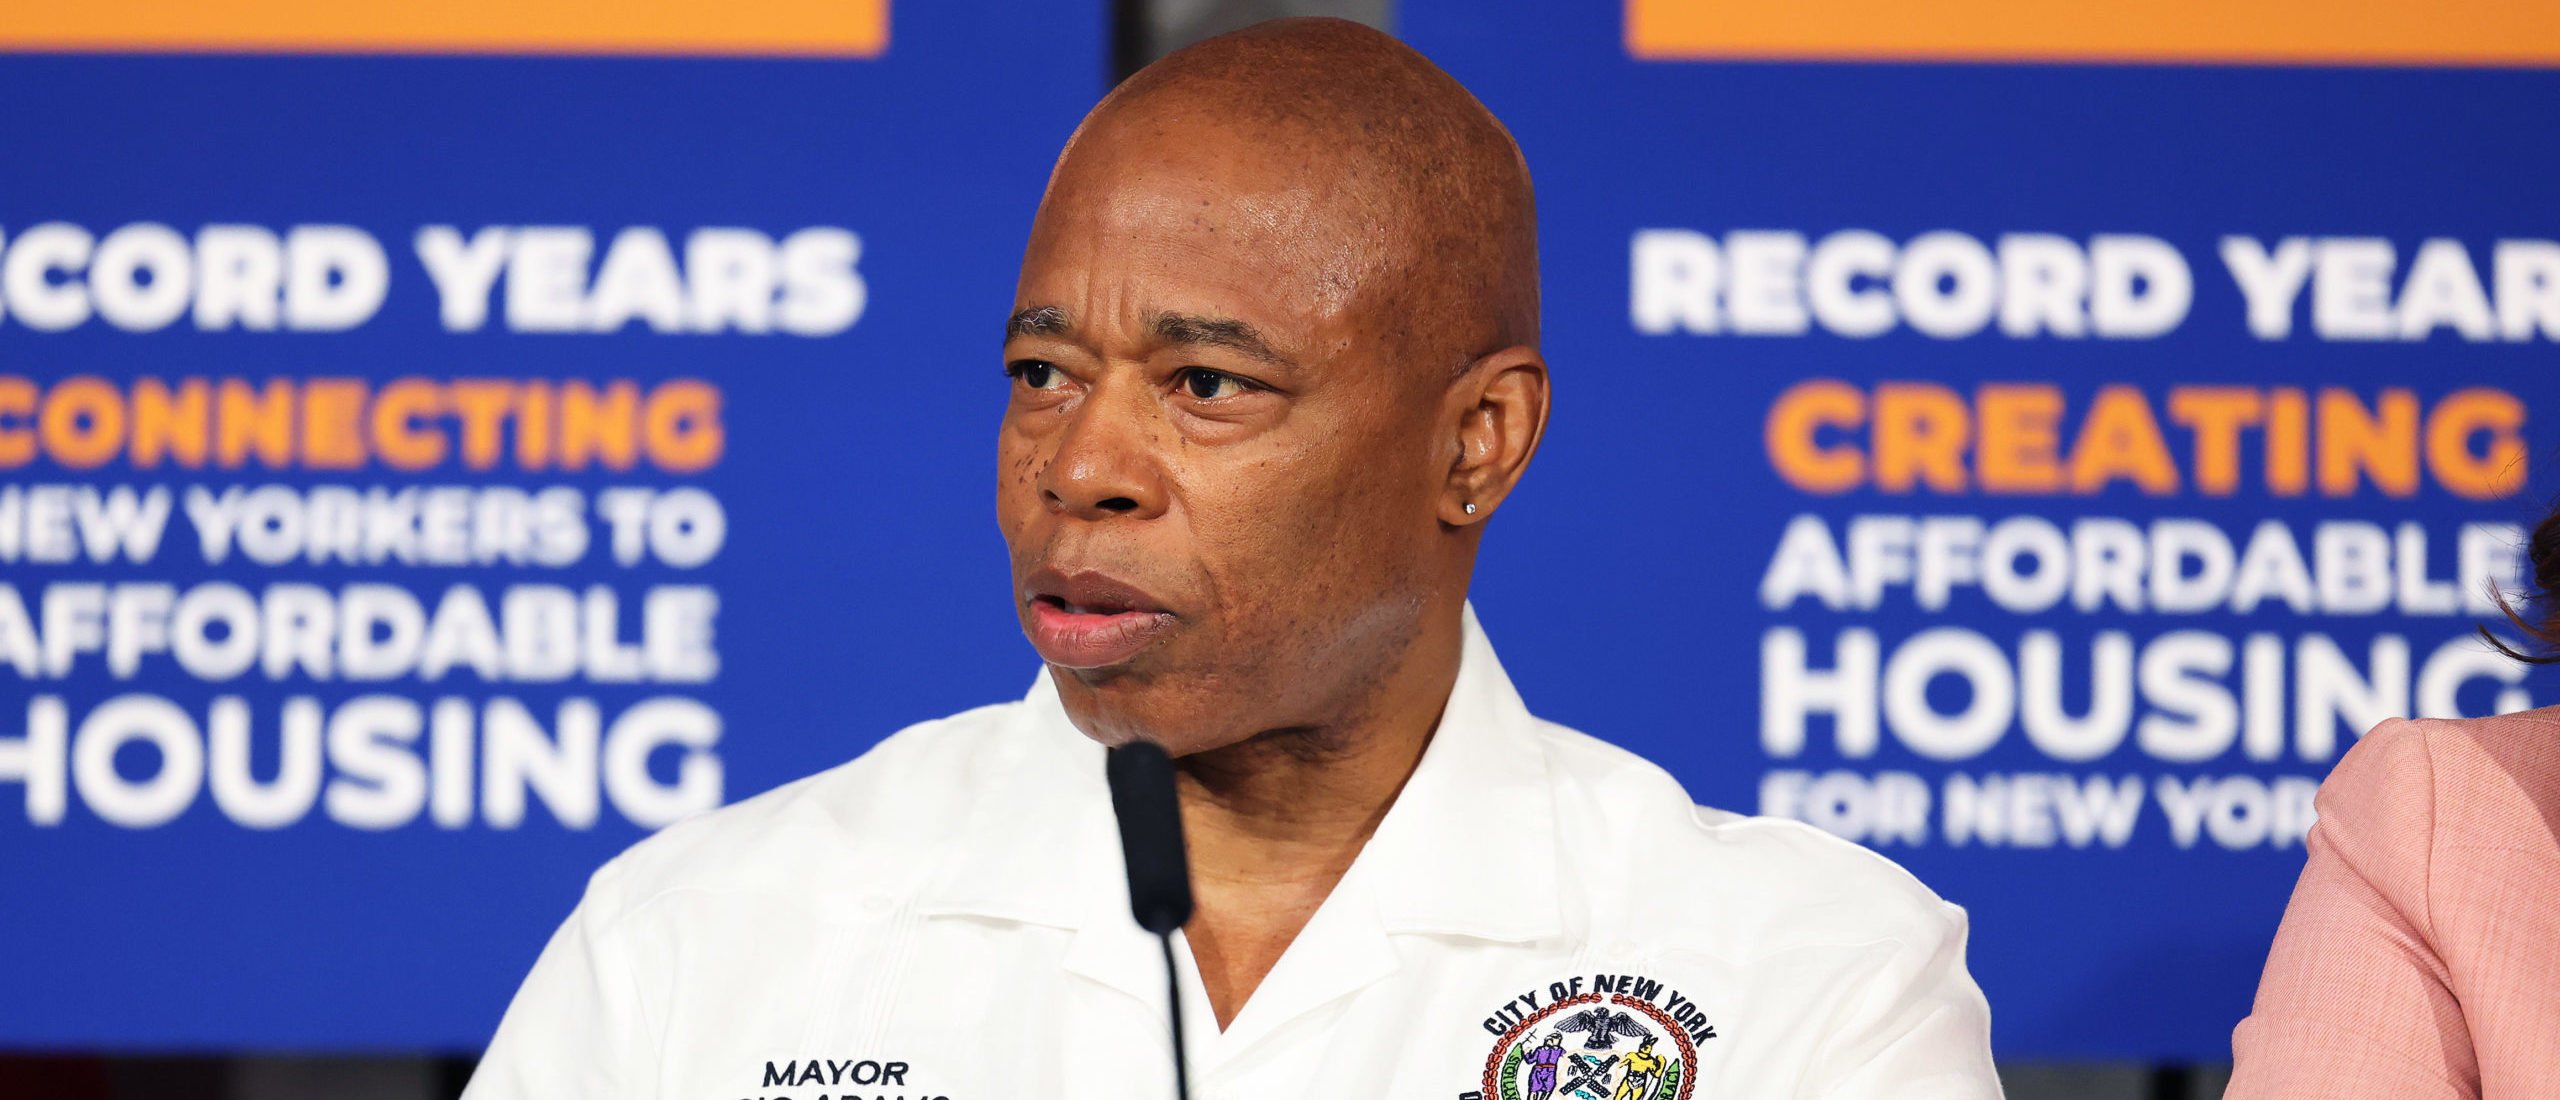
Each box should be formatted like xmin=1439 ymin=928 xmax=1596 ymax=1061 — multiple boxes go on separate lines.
xmin=466 ymin=611 xmax=2001 ymax=1100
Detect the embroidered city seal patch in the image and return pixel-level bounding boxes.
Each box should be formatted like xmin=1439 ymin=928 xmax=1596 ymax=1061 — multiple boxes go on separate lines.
xmin=1461 ymin=974 xmax=1714 ymax=1100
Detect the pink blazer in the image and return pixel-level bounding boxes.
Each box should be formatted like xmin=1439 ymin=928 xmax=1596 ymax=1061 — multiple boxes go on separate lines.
xmin=2229 ymin=709 xmax=2560 ymax=1098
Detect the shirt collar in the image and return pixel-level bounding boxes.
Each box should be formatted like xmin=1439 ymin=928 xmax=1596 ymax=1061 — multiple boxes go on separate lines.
xmin=1358 ymin=604 xmax=1562 ymax=942
xmin=913 ymin=665 xmax=1118 ymax=929
xmin=917 ymin=604 xmax=1563 ymax=945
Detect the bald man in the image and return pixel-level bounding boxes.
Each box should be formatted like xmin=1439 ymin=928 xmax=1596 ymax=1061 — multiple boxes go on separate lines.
xmin=465 ymin=19 xmax=2000 ymax=1100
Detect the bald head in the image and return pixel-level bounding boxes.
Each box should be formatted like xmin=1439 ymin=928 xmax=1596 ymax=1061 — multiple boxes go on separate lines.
xmin=1054 ymin=17 xmax=1539 ymax=367
xmin=998 ymin=18 xmax=1551 ymax=758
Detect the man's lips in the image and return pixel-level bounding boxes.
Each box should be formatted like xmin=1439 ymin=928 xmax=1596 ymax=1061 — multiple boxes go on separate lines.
xmin=1022 ymin=568 xmax=1179 ymax=669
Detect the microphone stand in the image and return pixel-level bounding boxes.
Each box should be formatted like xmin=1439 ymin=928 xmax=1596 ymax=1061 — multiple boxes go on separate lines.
xmin=1107 ymin=740 xmax=1197 ymax=1100
xmin=1160 ymin=932 xmax=1192 ymax=1100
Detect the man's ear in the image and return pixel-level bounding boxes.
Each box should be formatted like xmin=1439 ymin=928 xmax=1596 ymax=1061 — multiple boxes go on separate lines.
xmin=1439 ymin=345 xmax=1550 ymax=527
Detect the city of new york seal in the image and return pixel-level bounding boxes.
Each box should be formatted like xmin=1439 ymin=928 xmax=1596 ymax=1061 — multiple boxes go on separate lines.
xmin=1478 ymin=987 xmax=1702 ymax=1100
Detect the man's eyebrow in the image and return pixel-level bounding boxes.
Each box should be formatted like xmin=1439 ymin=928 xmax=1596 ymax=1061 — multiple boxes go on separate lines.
xmin=1153 ymin=311 xmax=1285 ymax=365
xmin=1006 ymin=306 xmax=1071 ymax=340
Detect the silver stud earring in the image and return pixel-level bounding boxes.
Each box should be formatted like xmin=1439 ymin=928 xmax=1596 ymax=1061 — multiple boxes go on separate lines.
xmin=1463 ymin=502 xmax=1478 ymax=515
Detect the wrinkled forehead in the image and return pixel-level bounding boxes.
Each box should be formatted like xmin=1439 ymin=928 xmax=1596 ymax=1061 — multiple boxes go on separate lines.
xmin=1020 ymin=111 xmax=1401 ymax=335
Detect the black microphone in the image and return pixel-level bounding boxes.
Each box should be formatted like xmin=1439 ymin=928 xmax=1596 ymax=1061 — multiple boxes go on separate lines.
xmin=1105 ymin=740 xmax=1196 ymax=1100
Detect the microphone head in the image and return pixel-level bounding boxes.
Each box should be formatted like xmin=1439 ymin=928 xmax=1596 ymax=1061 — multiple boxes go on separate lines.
xmin=1105 ymin=740 xmax=1195 ymax=935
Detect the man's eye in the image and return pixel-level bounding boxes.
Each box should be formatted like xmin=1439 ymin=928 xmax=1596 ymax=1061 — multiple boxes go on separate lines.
xmin=1008 ymin=360 xmax=1059 ymax=389
xmin=1178 ymin=368 xmax=1246 ymax=400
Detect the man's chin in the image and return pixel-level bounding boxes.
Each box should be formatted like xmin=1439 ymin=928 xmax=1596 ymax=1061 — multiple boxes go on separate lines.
xmin=1047 ymin=671 xmax=1237 ymax=756
xmin=1048 ymin=648 xmax=1159 ymax=689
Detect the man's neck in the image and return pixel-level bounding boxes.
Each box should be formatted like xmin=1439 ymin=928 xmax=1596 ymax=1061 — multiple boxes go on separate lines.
xmin=1172 ymin=619 xmax=1464 ymax=1028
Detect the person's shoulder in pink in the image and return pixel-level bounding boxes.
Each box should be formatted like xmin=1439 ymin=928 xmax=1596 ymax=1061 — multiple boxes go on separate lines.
xmin=2228 ymin=707 xmax=2560 ymax=1099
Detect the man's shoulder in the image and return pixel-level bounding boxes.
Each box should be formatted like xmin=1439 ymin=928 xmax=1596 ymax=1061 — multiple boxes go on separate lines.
xmin=1529 ymin=717 xmax=1966 ymax=956
xmin=579 ymin=697 xmax=1026 ymax=920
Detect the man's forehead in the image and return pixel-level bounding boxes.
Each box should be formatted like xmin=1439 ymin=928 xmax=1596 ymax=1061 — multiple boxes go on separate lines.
xmin=1013 ymin=20 xmax=1539 ymax=368
xmin=1018 ymin=144 xmax=1374 ymax=345
xmin=1038 ymin=132 xmax=1354 ymax=255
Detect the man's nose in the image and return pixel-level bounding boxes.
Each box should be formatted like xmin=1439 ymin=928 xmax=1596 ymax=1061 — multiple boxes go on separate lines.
xmin=1037 ymin=381 xmax=1167 ymax=520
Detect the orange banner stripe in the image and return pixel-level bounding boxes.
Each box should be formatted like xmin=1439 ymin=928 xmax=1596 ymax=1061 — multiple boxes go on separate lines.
xmin=1628 ymin=0 xmax=2560 ymax=66
xmin=0 ymin=0 xmax=888 ymax=57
